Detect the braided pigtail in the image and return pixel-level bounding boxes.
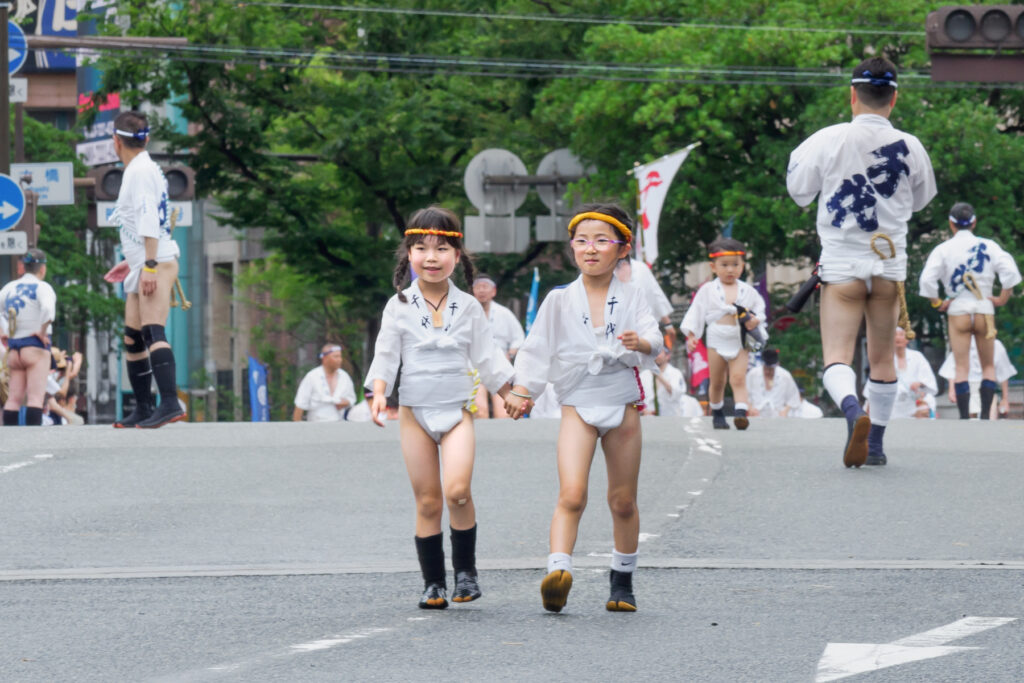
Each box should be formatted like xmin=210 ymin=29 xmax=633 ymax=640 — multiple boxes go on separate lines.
xmin=460 ymin=251 xmax=476 ymax=293
xmin=393 ymin=252 xmax=411 ymax=303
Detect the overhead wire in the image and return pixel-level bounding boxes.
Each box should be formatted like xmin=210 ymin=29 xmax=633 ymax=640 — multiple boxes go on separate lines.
xmin=233 ymin=1 xmax=926 ymax=36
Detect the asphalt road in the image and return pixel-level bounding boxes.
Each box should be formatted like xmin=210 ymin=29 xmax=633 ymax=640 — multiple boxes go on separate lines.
xmin=1 ymin=417 xmax=1022 ymax=682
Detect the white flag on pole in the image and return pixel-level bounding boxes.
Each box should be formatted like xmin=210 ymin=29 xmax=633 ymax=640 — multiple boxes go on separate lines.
xmin=634 ymin=142 xmax=699 ymax=265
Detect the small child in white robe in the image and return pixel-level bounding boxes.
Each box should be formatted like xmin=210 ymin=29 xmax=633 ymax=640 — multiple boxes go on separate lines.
xmin=680 ymin=237 xmax=767 ymax=430
xmin=365 ymin=207 xmax=514 ymax=611
xmin=506 ymin=204 xmax=660 ymax=614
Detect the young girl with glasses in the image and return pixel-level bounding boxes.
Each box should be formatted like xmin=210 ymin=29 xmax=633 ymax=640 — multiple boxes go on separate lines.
xmin=505 ymin=203 xmax=660 ymax=613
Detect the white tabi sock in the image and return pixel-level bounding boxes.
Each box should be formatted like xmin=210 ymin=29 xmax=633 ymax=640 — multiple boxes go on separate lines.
xmin=710 ymin=401 xmax=724 ymax=411
xmin=611 ymin=549 xmax=638 ymax=573
xmin=734 ymin=402 xmax=748 ymax=412
xmin=822 ymin=364 xmax=858 ymax=409
xmin=547 ymin=552 xmax=573 ymax=576
xmin=866 ymin=380 xmax=898 ymax=426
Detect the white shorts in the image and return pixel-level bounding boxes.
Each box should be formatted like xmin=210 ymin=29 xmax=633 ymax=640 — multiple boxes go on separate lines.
xmin=123 ymin=257 xmax=177 ymax=295
xmin=706 ymin=322 xmax=742 ymax=361
xmin=819 ymin=252 xmax=907 ymax=290
xmin=574 ymin=405 xmax=627 ymax=437
xmin=411 ymin=404 xmax=466 ymax=444
xmin=947 ymin=296 xmax=994 ymax=317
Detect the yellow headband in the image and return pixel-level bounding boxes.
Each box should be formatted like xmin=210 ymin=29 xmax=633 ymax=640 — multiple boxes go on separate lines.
xmin=567 ymin=212 xmax=632 ymax=242
xmin=405 ymin=228 xmax=463 ymax=238
xmin=709 ymin=250 xmax=745 ymax=259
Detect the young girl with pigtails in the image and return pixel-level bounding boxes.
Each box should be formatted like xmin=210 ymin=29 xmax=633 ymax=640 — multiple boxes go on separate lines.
xmin=365 ymin=206 xmax=519 ymax=609
xmin=504 ymin=203 xmax=661 ymax=614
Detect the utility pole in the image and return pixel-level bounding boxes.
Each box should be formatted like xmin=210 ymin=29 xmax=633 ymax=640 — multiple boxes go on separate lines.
xmin=1 ymin=1 xmax=10 ymax=176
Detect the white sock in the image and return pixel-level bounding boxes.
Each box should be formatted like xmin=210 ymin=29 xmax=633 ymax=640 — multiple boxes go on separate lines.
xmin=734 ymin=402 xmax=748 ymax=412
xmin=822 ymin=364 xmax=857 ymax=409
xmin=547 ymin=552 xmax=573 ymax=576
xmin=611 ymin=549 xmax=638 ymax=573
xmin=866 ymin=380 xmax=897 ymax=426
xmin=710 ymin=401 xmax=724 ymax=410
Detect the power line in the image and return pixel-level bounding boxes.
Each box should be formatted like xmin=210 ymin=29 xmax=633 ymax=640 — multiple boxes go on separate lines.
xmin=81 ymin=45 xmax=1019 ymax=90
xmin=234 ymin=1 xmax=926 ymax=36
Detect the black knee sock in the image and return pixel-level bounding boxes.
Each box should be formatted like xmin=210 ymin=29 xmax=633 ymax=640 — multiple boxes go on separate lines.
xmin=126 ymin=358 xmax=154 ymax=410
xmin=450 ymin=525 xmax=477 ymax=574
xmin=3 ymin=409 xmax=19 ymax=426
xmin=148 ymin=347 xmax=178 ymax=403
xmin=979 ymin=380 xmax=997 ymax=420
xmin=954 ymin=382 xmax=970 ymax=419
xmin=414 ymin=533 xmax=446 ymax=588
xmin=24 ymin=407 xmax=43 ymax=426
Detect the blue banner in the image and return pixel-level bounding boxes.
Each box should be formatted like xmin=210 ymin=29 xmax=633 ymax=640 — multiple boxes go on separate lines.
xmin=525 ymin=267 xmax=540 ymax=333
xmin=248 ymin=356 xmax=270 ymax=422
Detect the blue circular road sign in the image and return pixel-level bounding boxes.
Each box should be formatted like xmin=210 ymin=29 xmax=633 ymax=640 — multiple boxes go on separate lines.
xmin=8 ymin=21 xmax=27 ymax=76
xmin=0 ymin=174 xmax=27 ymax=231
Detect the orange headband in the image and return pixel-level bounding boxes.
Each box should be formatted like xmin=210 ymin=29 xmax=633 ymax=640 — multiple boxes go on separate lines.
xmin=405 ymin=228 xmax=463 ymax=238
xmin=567 ymin=212 xmax=632 ymax=242
xmin=709 ymin=250 xmax=745 ymax=259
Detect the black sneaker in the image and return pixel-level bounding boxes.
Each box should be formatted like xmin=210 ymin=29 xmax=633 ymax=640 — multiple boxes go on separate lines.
xmin=114 ymin=403 xmax=153 ymax=429
xmin=136 ymin=401 xmax=186 ymax=429
xmin=418 ymin=582 xmax=448 ymax=609
xmin=865 ymin=450 xmax=887 ymax=466
xmin=452 ymin=570 xmax=481 ymax=603
xmin=843 ymin=414 xmax=870 ymax=468
xmin=606 ymin=569 xmax=637 ymax=612
xmin=540 ymin=569 xmax=573 ymax=613
xmin=712 ymin=413 xmax=729 ymax=430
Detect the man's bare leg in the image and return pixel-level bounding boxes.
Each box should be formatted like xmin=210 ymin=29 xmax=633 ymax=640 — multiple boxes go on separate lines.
xmin=819 ymin=280 xmax=871 ymax=467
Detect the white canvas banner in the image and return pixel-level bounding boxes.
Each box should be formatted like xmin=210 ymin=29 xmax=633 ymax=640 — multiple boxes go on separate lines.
xmin=635 ymin=142 xmax=699 ymax=265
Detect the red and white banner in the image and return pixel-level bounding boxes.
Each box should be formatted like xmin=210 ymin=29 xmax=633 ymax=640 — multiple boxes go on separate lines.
xmin=634 ymin=142 xmax=699 ymax=265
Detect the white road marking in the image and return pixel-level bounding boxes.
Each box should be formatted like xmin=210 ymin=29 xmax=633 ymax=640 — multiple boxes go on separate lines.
xmin=667 ymin=513 xmax=680 ymax=518
xmin=156 ymin=626 xmax=393 ymax=681
xmin=637 ymin=533 xmax=660 ymax=542
xmin=0 ymin=454 xmax=54 ymax=475
xmin=815 ymin=616 xmax=1016 ymax=682
xmin=687 ymin=490 xmax=703 ymax=496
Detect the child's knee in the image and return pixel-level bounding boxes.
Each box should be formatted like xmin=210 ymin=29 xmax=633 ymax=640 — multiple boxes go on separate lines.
xmin=607 ymin=492 xmax=637 ymax=519
xmin=445 ymin=486 xmax=472 ymax=510
xmin=557 ymin=486 xmax=588 ymax=514
xmin=416 ymin=494 xmax=444 ymax=520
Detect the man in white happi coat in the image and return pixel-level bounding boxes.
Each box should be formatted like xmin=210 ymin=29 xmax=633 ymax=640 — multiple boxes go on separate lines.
xmin=746 ymin=349 xmax=802 ymax=418
xmin=919 ymin=202 xmax=1020 ymax=420
xmin=938 ymin=337 xmax=1017 ymax=419
xmin=471 ymin=274 xmax=525 ymax=419
xmin=786 ymin=56 xmax=936 ymax=467
xmin=293 ymin=343 xmax=356 ymax=422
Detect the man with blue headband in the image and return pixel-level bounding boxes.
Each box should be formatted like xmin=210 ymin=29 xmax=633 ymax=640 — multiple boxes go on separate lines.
xmin=104 ymin=111 xmax=185 ymax=428
xmin=786 ymin=57 xmax=937 ymax=468
xmin=919 ymin=202 xmax=1021 ymax=419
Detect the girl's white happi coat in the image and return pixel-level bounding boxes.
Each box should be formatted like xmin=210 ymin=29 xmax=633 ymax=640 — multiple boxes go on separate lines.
xmin=679 ymin=279 xmax=768 ymax=352
xmin=365 ymin=279 xmax=514 ymax=409
xmin=918 ymin=230 xmax=1021 ymax=316
xmin=513 ymin=275 xmax=660 ymax=408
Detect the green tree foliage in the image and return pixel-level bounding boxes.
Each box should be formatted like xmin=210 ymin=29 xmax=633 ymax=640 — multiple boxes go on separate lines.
xmin=90 ymin=0 xmax=1023 ymax=393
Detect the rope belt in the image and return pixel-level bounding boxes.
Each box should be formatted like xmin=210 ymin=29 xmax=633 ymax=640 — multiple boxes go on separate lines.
xmin=869 ymin=234 xmax=915 ymax=340
xmin=167 ymin=207 xmax=193 ymax=312
xmin=0 ymin=307 xmax=16 ymax=405
xmin=962 ymin=272 xmax=997 ymax=340
xmin=170 ymin=278 xmax=193 ymax=311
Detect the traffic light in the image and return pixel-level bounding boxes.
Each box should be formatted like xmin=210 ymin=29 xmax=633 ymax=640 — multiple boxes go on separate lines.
xmin=87 ymin=165 xmax=195 ymax=201
xmin=926 ymin=5 xmax=1024 ymax=82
